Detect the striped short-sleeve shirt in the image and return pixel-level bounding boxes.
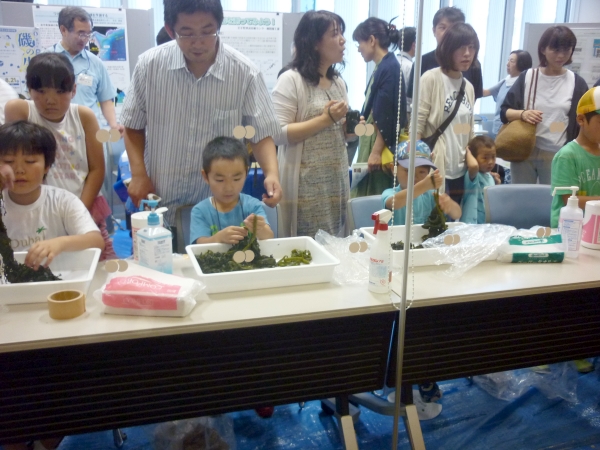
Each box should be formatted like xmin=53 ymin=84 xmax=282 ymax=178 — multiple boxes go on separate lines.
xmin=120 ymin=39 xmax=280 ymax=225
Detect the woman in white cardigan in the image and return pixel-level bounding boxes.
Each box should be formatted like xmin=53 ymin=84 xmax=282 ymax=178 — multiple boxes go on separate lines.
xmin=272 ymin=10 xmax=355 ymax=238
xmin=417 ymin=23 xmax=478 ymax=206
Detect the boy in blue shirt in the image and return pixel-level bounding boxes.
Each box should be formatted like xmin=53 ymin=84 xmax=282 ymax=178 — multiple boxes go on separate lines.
xmin=382 ymin=140 xmax=461 ymax=224
xmin=461 ymin=135 xmax=501 ymax=224
xmin=190 ymin=137 xmax=273 ymax=245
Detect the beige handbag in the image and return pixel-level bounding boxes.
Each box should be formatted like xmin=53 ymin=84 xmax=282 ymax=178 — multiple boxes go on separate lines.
xmin=495 ymin=69 xmax=539 ymax=163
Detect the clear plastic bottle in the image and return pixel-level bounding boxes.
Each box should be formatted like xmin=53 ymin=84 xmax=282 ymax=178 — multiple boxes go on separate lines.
xmin=137 ymin=200 xmax=173 ymax=273
xmin=369 ymin=209 xmax=392 ymax=293
xmin=552 ymin=186 xmax=583 ymax=259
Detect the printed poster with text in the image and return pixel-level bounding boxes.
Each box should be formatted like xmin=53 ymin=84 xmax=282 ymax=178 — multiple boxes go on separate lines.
xmin=220 ymin=11 xmax=283 ymax=92
xmin=569 ymin=28 xmax=600 ymax=87
xmin=32 ymin=5 xmax=130 ymax=93
xmin=0 ymin=27 xmax=39 ymax=94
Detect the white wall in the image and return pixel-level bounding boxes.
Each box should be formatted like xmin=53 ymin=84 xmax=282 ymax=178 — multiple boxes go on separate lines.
xmin=572 ymin=0 xmax=600 ymax=23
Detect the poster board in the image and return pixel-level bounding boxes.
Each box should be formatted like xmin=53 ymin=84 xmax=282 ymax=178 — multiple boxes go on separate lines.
xmin=220 ymin=11 xmax=283 ymax=92
xmin=32 ymin=5 xmax=130 ymax=93
xmin=0 ymin=26 xmax=39 ymax=94
xmin=524 ymin=22 xmax=600 ymax=87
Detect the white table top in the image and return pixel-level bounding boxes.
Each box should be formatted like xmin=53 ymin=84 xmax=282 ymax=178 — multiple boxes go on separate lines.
xmin=3 ymin=246 xmax=600 ymax=354
xmin=390 ymin=245 xmax=600 ymax=307
xmin=0 ymin=260 xmax=396 ymax=354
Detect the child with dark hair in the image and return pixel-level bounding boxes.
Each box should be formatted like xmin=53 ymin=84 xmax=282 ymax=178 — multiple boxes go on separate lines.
xmin=0 ymin=121 xmax=103 ymax=273
xmin=5 ymin=52 xmax=115 ymax=260
xmin=190 ymin=136 xmax=273 ymax=245
xmin=461 ymin=135 xmax=500 ymax=224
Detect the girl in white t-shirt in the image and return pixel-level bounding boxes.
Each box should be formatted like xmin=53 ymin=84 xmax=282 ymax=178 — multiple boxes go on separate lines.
xmin=5 ymin=52 xmax=116 ymax=260
xmin=417 ymin=22 xmax=478 ymax=207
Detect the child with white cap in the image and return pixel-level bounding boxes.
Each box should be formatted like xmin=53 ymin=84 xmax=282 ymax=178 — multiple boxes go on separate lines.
xmin=381 ymin=140 xmax=461 ymax=225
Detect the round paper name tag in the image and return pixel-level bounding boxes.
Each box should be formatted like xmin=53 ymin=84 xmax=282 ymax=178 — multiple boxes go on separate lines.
xmin=549 ymin=122 xmax=566 ymax=133
xmin=452 ymin=123 xmax=471 ymax=135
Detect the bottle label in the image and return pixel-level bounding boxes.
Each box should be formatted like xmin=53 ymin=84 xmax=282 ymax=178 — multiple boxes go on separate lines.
xmin=369 ymin=259 xmax=389 ymax=288
xmin=560 ymin=218 xmax=582 ymax=252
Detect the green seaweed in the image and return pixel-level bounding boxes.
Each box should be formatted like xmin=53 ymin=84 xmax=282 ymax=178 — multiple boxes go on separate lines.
xmin=196 ymin=219 xmax=312 ymax=274
xmin=0 ymin=191 xmax=60 ymax=284
xmin=422 ymin=190 xmax=448 ymax=240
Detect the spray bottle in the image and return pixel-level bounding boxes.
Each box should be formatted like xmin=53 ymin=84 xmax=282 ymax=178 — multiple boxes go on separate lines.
xmin=369 ymin=209 xmax=393 ymax=293
xmin=137 ymin=199 xmax=173 ymax=273
xmin=552 ymin=186 xmax=583 ymax=258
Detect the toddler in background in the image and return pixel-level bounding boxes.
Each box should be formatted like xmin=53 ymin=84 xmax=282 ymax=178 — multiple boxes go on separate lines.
xmin=461 ymin=135 xmax=501 ymax=224
xmin=190 ymin=136 xmax=274 ymax=245
xmin=0 ymin=121 xmax=103 ymax=275
xmin=382 ymin=140 xmax=461 ymax=224
xmin=4 ymin=52 xmax=116 ymax=260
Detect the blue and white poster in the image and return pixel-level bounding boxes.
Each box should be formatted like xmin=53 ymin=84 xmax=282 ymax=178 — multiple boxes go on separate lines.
xmin=32 ymin=5 xmax=130 ymax=93
xmin=0 ymin=27 xmax=39 ymax=94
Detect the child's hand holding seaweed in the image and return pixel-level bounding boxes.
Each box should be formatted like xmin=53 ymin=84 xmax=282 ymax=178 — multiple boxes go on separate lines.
xmin=0 ymin=163 xmax=15 ymax=190
xmin=438 ymin=193 xmax=461 ymax=220
xmin=420 ymin=169 xmax=443 ymax=191
xmin=243 ymin=213 xmax=274 ymax=240
xmin=212 ymin=226 xmax=248 ymax=245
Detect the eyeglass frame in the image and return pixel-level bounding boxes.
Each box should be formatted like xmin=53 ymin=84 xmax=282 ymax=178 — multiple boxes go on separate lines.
xmin=71 ymin=31 xmax=93 ymax=40
xmin=174 ymin=30 xmax=220 ymax=43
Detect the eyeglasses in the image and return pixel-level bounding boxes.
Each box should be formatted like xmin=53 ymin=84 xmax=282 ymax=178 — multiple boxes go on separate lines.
xmin=71 ymin=31 xmax=92 ymax=40
xmin=175 ymin=31 xmax=219 ymax=43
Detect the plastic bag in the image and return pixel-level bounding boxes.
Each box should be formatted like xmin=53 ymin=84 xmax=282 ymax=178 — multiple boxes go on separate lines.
xmin=94 ymin=262 xmax=204 ymax=317
xmin=421 ymin=224 xmax=516 ymax=278
xmin=473 ymin=362 xmax=578 ymax=403
xmin=315 ymin=229 xmax=370 ymax=285
xmin=154 ymin=415 xmax=236 ymax=450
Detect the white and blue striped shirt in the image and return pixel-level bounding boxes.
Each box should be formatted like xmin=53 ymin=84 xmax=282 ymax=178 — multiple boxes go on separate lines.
xmin=121 ymin=39 xmax=280 ymax=224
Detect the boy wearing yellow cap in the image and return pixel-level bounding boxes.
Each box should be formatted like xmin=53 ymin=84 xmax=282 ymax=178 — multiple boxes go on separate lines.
xmin=551 ymin=86 xmax=600 ymax=230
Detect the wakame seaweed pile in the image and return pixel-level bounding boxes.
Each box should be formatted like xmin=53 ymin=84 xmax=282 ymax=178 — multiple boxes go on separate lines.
xmin=390 ymin=191 xmax=448 ymax=250
xmin=195 ymin=230 xmax=312 ymax=274
xmin=0 ymin=192 xmax=60 ymax=283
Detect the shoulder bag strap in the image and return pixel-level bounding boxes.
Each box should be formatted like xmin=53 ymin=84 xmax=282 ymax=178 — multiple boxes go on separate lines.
xmin=427 ymin=78 xmax=467 ymax=141
xmin=526 ymin=69 xmax=540 ymax=110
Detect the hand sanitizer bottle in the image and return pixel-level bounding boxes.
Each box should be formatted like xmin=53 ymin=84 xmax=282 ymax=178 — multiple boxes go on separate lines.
xmin=369 ymin=209 xmax=393 ymax=293
xmin=137 ymin=199 xmax=173 ymax=273
xmin=552 ymin=186 xmax=583 ymax=259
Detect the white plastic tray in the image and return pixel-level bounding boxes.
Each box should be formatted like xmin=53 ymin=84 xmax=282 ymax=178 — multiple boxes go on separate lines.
xmin=1 ymin=248 xmax=101 ymax=304
xmin=361 ymin=223 xmax=474 ymax=268
xmin=186 ymin=237 xmax=340 ymax=294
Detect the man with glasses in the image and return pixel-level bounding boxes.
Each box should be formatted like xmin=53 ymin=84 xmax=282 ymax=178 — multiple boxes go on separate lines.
xmin=121 ymin=0 xmax=282 ymax=242
xmin=48 ymin=6 xmax=122 ymax=135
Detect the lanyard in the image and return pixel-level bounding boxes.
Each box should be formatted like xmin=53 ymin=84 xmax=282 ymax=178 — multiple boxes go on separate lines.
xmin=54 ymin=44 xmax=91 ymax=76
xmin=212 ymin=197 xmax=246 ymax=231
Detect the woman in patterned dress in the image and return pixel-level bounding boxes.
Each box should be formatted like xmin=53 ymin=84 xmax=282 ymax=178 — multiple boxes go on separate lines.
xmin=272 ymin=10 xmax=355 ymax=238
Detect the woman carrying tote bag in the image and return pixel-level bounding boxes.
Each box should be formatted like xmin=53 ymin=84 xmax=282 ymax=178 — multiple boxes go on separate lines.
xmin=500 ymin=26 xmax=588 ymax=185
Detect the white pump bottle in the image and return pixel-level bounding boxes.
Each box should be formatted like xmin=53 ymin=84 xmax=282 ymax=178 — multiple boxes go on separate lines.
xmin=369 ymin=209 xmax=392 ymax=293
xmin=552 ymin=186 xmax=583 ymax=258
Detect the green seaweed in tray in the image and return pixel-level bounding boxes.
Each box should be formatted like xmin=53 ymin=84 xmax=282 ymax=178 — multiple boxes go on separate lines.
xmin=0 ymin=192 xmax=60 ymax=283
xmin=195 ymin=217 xmax=312 ymax=274
xmin=388 ymin=191 xmax=448 ymax=251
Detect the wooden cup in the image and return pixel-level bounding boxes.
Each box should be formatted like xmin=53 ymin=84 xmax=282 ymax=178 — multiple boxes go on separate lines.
xmin=47 ymin=290 xmax=86 ymax=320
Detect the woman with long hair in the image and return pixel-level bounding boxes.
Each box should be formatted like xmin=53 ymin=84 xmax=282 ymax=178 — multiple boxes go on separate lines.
xmin=272 ymin=10 xmax=354 ymax=237
xmin=351 ymin=17 xmax=407 ymax=198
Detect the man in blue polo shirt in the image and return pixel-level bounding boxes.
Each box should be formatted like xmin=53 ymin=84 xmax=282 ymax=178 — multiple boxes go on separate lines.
xmin=48 ymin=6 xmax=122 ymax=134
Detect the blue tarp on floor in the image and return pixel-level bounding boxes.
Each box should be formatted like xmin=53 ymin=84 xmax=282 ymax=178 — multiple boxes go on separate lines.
xmin=31 ymin=366 xmax=600 ymax=450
